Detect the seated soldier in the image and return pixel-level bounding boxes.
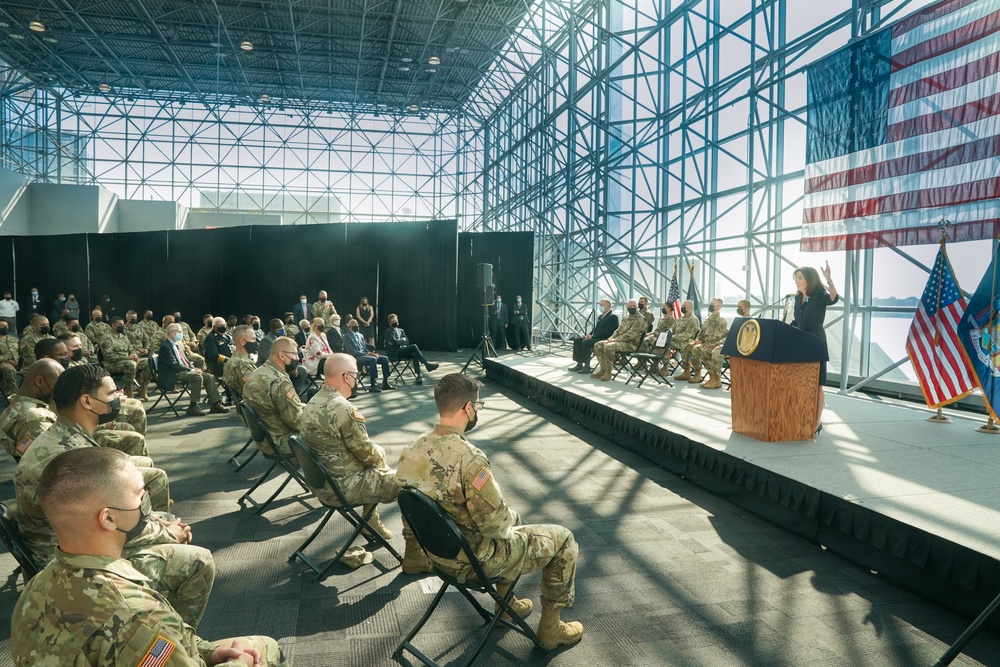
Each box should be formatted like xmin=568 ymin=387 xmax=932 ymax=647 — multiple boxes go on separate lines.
xmin=100 ymin=316 xmax=151 ymax=399
xmin=11 ymin=448 xmax=284 ymax=666
xmin=222 ymin=325 xmax=258 ymax=398
xmin=19 ymin=313 xmax=54 ymax=366
xmin=34 ymin=337 xmax=69 ymax=369
xmin=0 ymin=318 xmax=16 ymax=395
xmin=242 ymin=337 xmax=303 ymax=456
xmin=203 ymin=317 xmax=235 ymax=377
xmin=396 ymin=374 xmax=583 ymax=650
xmin=299 ymin=353 xmax=425 ymax=571
xmin=636 ymin=300 xmax=676 ymax=373
xmin=736 ymin=299 xmax=752 ymax=317
xmin=691 ymin=297 xmax=729 ymax=389
xmin=13 ymin=365 xmax=215 ymax=626
xmin=670 ymin=300 xmax=701 ymax=381
xmin=196 ymin=313 xmax=214 ymax=352
xmin=66 ymin=317 xmax=96 ymax=361
xmin=84 ymin=308 xmax=111 ymax=347
xmin=591 ymin=299 xmax=646 ymax=381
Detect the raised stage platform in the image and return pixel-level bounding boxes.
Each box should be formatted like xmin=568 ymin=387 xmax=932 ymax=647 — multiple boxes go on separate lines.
xmin=486 ymin=354 xmax=1000 ymax=626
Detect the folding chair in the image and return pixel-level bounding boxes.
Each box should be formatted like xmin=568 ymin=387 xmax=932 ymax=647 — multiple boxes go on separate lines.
xmin=395 ymin=489 xmax=549 ymax=667
xmin=721 ymin=355 xmax=732 ymax=390
xmin=287 ymin=435 xmax=402 ymax=580
xmin=146 ymin=353 xmax=188 ymax=418
xmin=237 ymin=401 xmax=311 ymax=515
xmin=229 ymin=399 xmax=259 ymax=471
xmin=389 ymin=357 xmax=418 ymax=385
xmin=622 ymin=331 xmax=675 ymax=388
xmin=0 ymin=504 xmax=40 ymax=583
xmin=609 ymin=336 xmax=646 ymax=381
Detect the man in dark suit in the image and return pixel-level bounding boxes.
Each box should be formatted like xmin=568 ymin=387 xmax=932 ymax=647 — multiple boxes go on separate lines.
xmin=294 ymin=294 xmax=310 ymax=324
xmin=508 ymin=295 xmax=531 ymax=351
xmin=569 ymin=298 xmax=619 ymax=373
xmin=488 ymin=295 xmax=509 ymax=351
xmin=327 ymin=314 xmax=346 ymax=353
xmin=27 ymin=287 xmax=44 ymax=320
xmin=384 ymin=313 xmax=438 ymax=385
xmin=345 ymin=318 xmax=394 ymax=393
xmin=157 ymin=323 xmax=229 ymax=416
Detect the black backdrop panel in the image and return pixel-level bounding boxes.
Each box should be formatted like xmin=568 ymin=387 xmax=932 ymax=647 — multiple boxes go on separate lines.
xmin=457 ymin=232 xmax=534 ymax=348
xmin=12 ymin=234 xmax=90 ymax=328
xmin=166 ymin=227 xmax=253 ymax=324
xmin=88 ymin=231 xmax=170 ymax=320
xmin=0 ymin=236 xmax=13 ymax=300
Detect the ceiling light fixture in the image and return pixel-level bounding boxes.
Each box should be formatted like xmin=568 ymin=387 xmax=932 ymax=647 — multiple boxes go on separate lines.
xmin=43 ymin=36 xmax=57 ymax=43
xmin=399 ymin=66 xmax=410 ymax=72
xmin=99 ymin=82 xmax=111 ymax=93
xmin=28 ymin=20 xmax=45 ymax=33
xmin=240 ymin=39 xmax=254 ymax=51
xmin=401 ymin=57 xmax=412 ymax=63
xmin=9 ymin=33 xmax=24 ymax=40
xmin=428 ymin=55 xmax=440 ymax=65
xmin=259 ymin=93 xmax=271 ymax=103
xmin=408 ymin=103 xmax=419 ymax=112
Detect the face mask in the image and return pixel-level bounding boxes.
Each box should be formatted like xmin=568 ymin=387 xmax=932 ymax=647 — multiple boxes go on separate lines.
xmin=285 ymin=318 xmax=294 ymax=325
xmin=708 ymin=304 xmax=716 ymax=313
xmin=662 ymin=307 xmax=668 ymax=315
xmin=70 ymin=324 xmax=81 ymax=332
xmin=112 ymin=494 xmax=150 ymax=543
xmin=216 ymin=325 xmax=227 ymax=333
xmin=464 ymin=405 xmax=479 ymax=433
xmin=317 ymin=325 xmax=325 ymax=333
xmin=244 ymin=340 xmax=259 ymax=354
xmin=3 ymin=295 xmax=9 ymax=300
xmin=173 ymin=315 xmax=182 ymax=322
xmin=627 ymin=307 xmax=637 ymax=315
xmin=172 ymin=332 xmax=184 ymax=342
xmin=71 ymin=348 xmax=83 ymax=361
xmin=0 ymin=328 xmax=6 ymax=336
xmin=639 ymin=303 xmax=646 ymax=310
xmin=251 ymin=322 xmax=259 ymax=330
xmin=115 ymin=325 xmax=125 ymax=334
xmin=31 ymin=291 xmax=38 ymax=297
xmin=681 ymin=307 xmax=689 ymax=314
xmin=516 ymin=299 xmax=521 ymax=304
xmin=127 ymin=318 xmax=136 ymax=324
xmin=285 ymin=358 xmax=300 ymax=374
xmin=390 ymin=321 xmax=398 ymax=328
xmin=300 ymin=299 xmax=307 ymax=304
xmin=276 ymin=328 xmax=285 ymax=337
xmin=57 ymin=356 xmax=71 ymax=369
xmin=350 ymin=325 xmax=359 ymax=332
xmin=496 ymin=298 xmax=501 ymax=304
xmin=39 ymin=326 xmax=51 ymax=335
xmin=144 ymin=314 xmax=152 ymax=320
xmin=319 ymin=297 xmax=326 ymax=303
xmin=89 ymin=395 xmax=121 ymax=425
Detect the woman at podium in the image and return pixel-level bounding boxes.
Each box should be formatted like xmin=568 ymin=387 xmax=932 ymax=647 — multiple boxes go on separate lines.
xmin=790 ymin=263 xmax=838 ymax=435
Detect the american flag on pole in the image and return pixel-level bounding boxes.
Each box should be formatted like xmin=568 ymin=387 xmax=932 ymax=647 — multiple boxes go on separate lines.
xmin=802 ymin=0 xmax=1000 ymax=251
xmin=667 ymin=261 xmax=682 ymax=319
xmin=905 ymin=240 xmax=975 ymax=408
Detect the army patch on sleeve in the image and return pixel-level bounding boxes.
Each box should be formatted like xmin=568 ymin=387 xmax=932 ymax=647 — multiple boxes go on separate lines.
xmin=285 ymin=387 xmax=297 ymax=400
xmin=136 ymin=636 xmax=175 ymax=667
xmin=15 ymin=436 xmax=32 ymax=455
xmin=351 ymin=408 xmax=365 ymax=422
xmin=471 ymin=466 xmax=491 ymax=491
xmin=242 ymin=371 xmax=252 ymax=382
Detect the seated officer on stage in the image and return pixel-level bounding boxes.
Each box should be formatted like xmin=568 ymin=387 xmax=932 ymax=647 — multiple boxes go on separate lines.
xmin=243 ymin=337 xmax=303 ymax=457
xmin=567 ymin=298 xmax=618 ymax=374
xmin=11 ymin=448 xmax=285 ymax=666
xmin=158 ymin=323 xmax=229 ymax=417
xmin=671 ymin=300 xmax=701 ymax=381
xmin=591 ymin=299 xmax=646 ymax=381
xmin=736 ymin=299 xmax=752 ymax=317
xmin=396 ymin=373 xmax=583 ymax=650
xmin=222 ymin=325 xmax=258 ymax=398
xmin=690 ymin=298 xmax=728 ymax=389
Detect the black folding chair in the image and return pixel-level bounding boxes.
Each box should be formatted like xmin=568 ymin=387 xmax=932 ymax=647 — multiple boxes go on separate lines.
xmin=389 ymin=357 xmax=417 ymax=385
xmin=229 ymin=399 xmax=259 ymax=471
xmin=287 ymin=435 xmax=402 ymax=580
xmin=237 ymin=402 xmax=311 ymax=515
xmin=0 ymin=504 xmax=40 ymax=584
xmin=609 ymin=336 xmax=646 ymax=381
xmin=622 ymin=331 xmax=675 ymax=388
xmin=146 ymin=353 xmax=188 ymax=418
xmin=395 ymin=489 xmax=548 ymax=667
xmin=721 ymin=356 xmax=732 ymax=390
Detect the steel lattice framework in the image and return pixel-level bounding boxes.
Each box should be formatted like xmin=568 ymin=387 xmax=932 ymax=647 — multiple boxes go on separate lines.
xmin=0 ymin=0 xmax=975 ymax=398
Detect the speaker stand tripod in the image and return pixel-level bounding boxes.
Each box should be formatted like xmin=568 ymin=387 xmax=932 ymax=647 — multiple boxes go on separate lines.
xmin=463 ymin=302 xmax=497 ymax=373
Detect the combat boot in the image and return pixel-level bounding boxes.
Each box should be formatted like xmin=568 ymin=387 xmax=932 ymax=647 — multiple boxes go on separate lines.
xmin=688 ymin=363 xmax=703 ymax=383
xmin=536 ymin=604 xmax=584 ymax=650
xmin=701 ymin=372 xmax=722 ymax=389
xmin=138 ymin=380 xmax=150 ymax=401
xmin=401 ymin=537 xmax=432 ymax=574
xmin=362 ymin=506 xmax=393 ymax=541
xmin=675 ymin=363 xmax=691 ymax=382
xmin=495 ymin=582 xmax=533 ymax=621
xmin=589 ymin=366 xmax=604 ymax=379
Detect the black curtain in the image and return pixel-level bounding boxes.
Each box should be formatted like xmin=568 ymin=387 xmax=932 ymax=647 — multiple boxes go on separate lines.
xmin=12 ymin=234 xmax=90 ymax=329
xmin=0 ymin=235 xmax=13 ymax=301
xmin=88 ymin=231 xmax=170 ymax=320
xmin=456 ymin=232 xmax=534 ymax=348
xmin=165 ymin=228 xmax=253 ymax=324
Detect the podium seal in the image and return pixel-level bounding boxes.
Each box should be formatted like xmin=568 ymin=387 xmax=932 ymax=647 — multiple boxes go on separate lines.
xmin=736 ymin=319 xmax=761 ymax=356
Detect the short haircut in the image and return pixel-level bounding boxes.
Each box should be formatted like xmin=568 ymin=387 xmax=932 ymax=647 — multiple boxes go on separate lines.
xmin=56 ymin=332 xmax=76 ymax=342
xmin=232 ymin=324 xmax=252 ymax=340
xmin=271 ymin=336 xmax=298 ymax=357
xmin=53 ymin=364 xmax=109 ymax=411
xmin=39 ymin=448 xmax=129 ymax=519
xmin=35 ymin=338 xmax=64 ymax=359
xmin=269 ymin=318 xmax=283 ymax=331
xmin=110 ymin=316 xmax=124 ymax=325
xmin=30 ymin=312 xmax=45 ymax=324
xmin=434 ymin=373 xmax=482 ymax=416
xmin=166 ymin=323 xmax=182 ymax=334
xmin=387 ymin=313 xmax=398 ymax=322
xmin=203 ymin=313 xmax=213 ymax=321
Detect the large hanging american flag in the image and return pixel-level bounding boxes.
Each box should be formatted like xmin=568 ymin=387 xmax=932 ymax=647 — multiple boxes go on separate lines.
xmin=667 ymin=262 xmax=682 ymax=319
xmin=905 ymin=241 xmax=975 ymax=408
xmin=802 ymin=0 xmax=1000 ymax=251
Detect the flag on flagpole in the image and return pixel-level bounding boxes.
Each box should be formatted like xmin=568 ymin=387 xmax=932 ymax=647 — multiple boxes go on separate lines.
xmin=667 ymin=261 xmax=682 ymax=319
xmin=801 ymin=0 xmax=1000 ymax=251
xmin=905 ymin=240 xmax=975 ymax=408
xmin=957 ymin=239 xmax=1000 ymax=419
xmin=686 ymin=262 xmax=702 ymax=325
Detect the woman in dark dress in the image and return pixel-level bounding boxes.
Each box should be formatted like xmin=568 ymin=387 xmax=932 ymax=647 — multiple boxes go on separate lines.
xmin=355 ymin=296 xmax=375 ymax=346
xmin=790 ymin=262 xmax=839 ymax=436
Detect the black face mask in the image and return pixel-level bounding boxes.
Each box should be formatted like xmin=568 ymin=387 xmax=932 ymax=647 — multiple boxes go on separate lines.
xmin=464 ymin=406 xmax=479 ymax=433
xmin=316 ymin=325 xmax=325 ymax=333
xmin=252 ymin=322 xmax=260 ymax=330
xmin=3 ymin=295 xmax=9 ymax=300
xmin=639 ymin=303 xmax=646 ymax=310
xmin=319 ymin=297 xmax=326 ymax=303
xmin=708 ymin=304 xmax=716 ymax=314
xmin=112 ymin=494 xmax=151 ymax=543
xmin=89 ymin=395 xmax=122 ymax=425
xmin=349 ymin=326 xmax=359 ymax=332
xmin=71 ymin=348 xmax=83 ymax=361
xmin=0 ymin=328 xmax=6 ymax=336
xmin=115 ymin=325 xmax=125 ymax=334
xmin=244 ymin=341 xmax=259 ymax=354
xmin=70 ymin=324 xmax=81 ymax=332
xmin=627 ymin=307 xmax=637 ymax=315
xmin=39 ymin=326 xmax=51 ymax=335
xmin=390 ymin=321 xmax=399 ymax=328
xmin=285 ymin=358 xmax=300 ymax=374
xmin=144 ymin=314 xmax=152 ymax=320
xmin=57 ymin=356 xmax=71 ymax=369
xmin=127 ymin=318 xmax=136 ymax=325
xmin=173 ymin=315 xmax=182 ymax=322
xmin=285 ymin=318 xmax=294 ymax=325
xmin=662 ymin=307 xmax=668 ymax=314
xmin=681 ymin=307 xmax=689 ymax=315
xmin=216 ymin=325 xmax=227 ymax=333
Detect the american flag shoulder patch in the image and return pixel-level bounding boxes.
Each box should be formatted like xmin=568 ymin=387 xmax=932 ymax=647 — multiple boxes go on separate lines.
xmin=350 ymin=408 xmax=365 ymax=422
xmin=285 ymin=387 xmax=297 ymax=400
xmin=136 ymin=636 xmax=175 ymax=667
xmin=242 ymin=371 xmax=252 ymax=382
xmin=471 ymin=467 xmax=491 ymax=491
xmin=16 ymin=436 xmax=33 ymax=454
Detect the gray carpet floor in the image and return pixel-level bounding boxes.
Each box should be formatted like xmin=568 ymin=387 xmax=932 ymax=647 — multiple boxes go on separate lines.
xmin=0 ymin=351 xmax=997 ymax=666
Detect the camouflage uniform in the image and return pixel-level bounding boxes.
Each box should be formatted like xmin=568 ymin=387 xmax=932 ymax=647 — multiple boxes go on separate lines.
xmin=85 ymin=320 xmax=111 ymax=347
xmin=642 ymin=313 xmax=675 ymax=352
xmin=125 ymin=321 xmax=151 ymax=353
xmin=51 ymin=319 xmax=70 ymax=336
xmin=242 ymin=360 xmax=302 ymax=456
xmin=0 ymin=331 xmax=17 ymax=395
xmin=19 ymin=329 xmax=54 ymax=366
xmin=222 ymin=351 xmax=256 ymax=398
xmin=312 ymin=299 xmax=338 ymax=326
xmin=148 ymin=326 xmax=169 ymax=353
xmin=641 ymin=308 xmax=655 ymax=331
xmin=692 ymin=312 xmax=729 ymax=379
xmin=300 ymin=385 xmax=399 ymax=506
xmin=13 ymin=417 xmax=216 ymax=626
xmin=670 ymin=312 xmax=701 ymax=375
xmin=100 ymin=330 xmax=151 ymax=397
xmin=284 ymin=321 xmax=300 ymax=339
xmin=592 ymin=312 xmax=648 ymax=378
xmin=396 ymin=424 xmax=577 ymax=609
xmin=11 ymin=550 xmax=283 ymax=667
xmin=178 ymin=321 xmax=206 ymax=370
xmin=197 ymin=325 xmax=213 ymax=352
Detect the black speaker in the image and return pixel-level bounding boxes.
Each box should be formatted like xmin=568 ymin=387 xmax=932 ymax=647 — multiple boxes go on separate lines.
xmin=476 ymin=263 xmax=493 ymax=289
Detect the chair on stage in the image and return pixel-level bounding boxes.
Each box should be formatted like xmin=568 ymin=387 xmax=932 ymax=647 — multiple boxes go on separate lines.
xmin=286 ymin=435 xmax=401 ymax=580
xmin=620 ymin=331 xmax=675 ymax=388
xmin=394 ymin=488 xmax=549 ymax=667
xmin=609 ymin=337 xmax=646 ymax=382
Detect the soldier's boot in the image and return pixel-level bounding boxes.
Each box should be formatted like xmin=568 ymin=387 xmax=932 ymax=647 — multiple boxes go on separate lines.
xmin=688 ymin=362 xmax=703 ymax=383
xmin=138 ymin=380 xmax=150 ymax=401
xmin=401 ymin=537 xmax=432 ymax=574
xmin=675 ymin=363 xmax=691 ymax=382
xmin=123 ymin=381 xmax=134 ymax=398
xmin=536 ymin=604 xmax=584 ymax=650
xmin=701 ymin=372 xmax=722 ymax=390
xmin=361 ymin=506 xmax=394 ymax=541
xmin=600 ymin=365 xmax=613 ymax=381
xmin=589 ymin=362 xmax=604 ymax=379
xmin=495 ymin=581 xmax=533 ymax=621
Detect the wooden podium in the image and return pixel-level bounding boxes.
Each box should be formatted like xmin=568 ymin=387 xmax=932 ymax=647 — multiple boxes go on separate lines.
xmin=721 ymin=318 xmax=829 ymax=442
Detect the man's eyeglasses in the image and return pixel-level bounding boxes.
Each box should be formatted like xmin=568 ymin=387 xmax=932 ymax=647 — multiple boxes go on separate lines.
xmin=343 ymin=371 xmax=359 ymax=380
xmin=470 ymin=401 xmax=484 ymax=412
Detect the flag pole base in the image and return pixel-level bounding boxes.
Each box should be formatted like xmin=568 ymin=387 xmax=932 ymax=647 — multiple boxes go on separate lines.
xmin=927 ymin=408 xmax=950 ymax=423
xmin=976 ymin=418 xmax=1000 ymax=434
